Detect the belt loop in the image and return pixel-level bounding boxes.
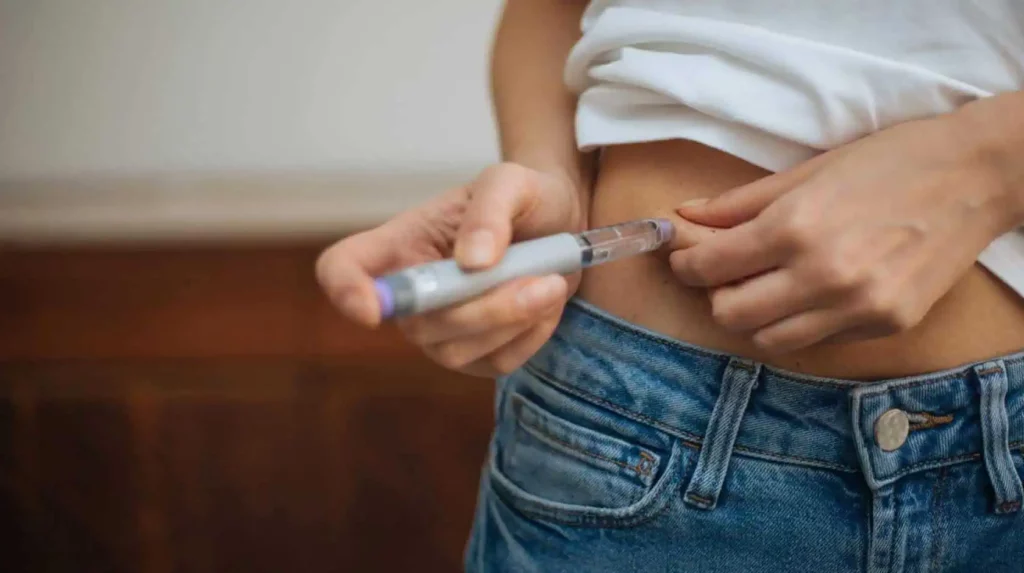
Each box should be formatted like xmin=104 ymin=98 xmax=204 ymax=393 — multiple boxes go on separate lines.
xmin=684 ymin=357 xmax=761 ymax=510
xmin=974 ymin=360 xmax=1023 ymax=515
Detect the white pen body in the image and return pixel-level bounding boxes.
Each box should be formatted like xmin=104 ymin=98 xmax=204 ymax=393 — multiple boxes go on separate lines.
xmin=375 ymin=233 xmax=582 ymax=318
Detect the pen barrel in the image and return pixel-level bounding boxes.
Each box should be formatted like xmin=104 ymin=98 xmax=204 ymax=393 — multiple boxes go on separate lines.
xmin=377 ymin=233 xmax=582 ymax=318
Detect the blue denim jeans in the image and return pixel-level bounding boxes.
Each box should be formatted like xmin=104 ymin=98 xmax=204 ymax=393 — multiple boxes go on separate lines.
xmin=464 ymin=298 xmax=1024 ymax=573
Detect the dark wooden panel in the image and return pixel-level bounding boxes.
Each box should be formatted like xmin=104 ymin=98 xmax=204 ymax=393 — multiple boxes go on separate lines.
xmin=0 ymin=242 xmax=495 ymax=572
xmin=0 ymin=246 xmax=309 ymax=360
xmin=0 ymin=357 xmax=491 ymax=573
xmin=1 ymin=369 xmax=141 ymax=572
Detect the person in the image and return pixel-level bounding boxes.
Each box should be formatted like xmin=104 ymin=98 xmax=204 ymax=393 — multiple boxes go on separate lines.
xmin=316 ymin=1 xmax=1024 ymax=571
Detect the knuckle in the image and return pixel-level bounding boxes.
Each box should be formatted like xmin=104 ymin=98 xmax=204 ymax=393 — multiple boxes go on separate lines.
xmin=488 ymin=352 xmax=524 ymax=376
xmin=858 ymin=285 xmax=918 ymax=331
xmin=776 ymin=211 xmax=817 ymax=251
xmin=710 ymin=297 xmax=743 ymax=330
xmin=489 ymin=296 xmax=526 ymax=325
xmin=689 ymin=261 xmax=711 ymax=284
xmin=887 ymin=305 xmax=921 ymax=332
xmin=672 ymin=252 xmax=710 ymax=284
xmin=432 ymin=343 xmax=472 ymax=371
xmin=859 ymin=284 xmax=895 ymax=317
xmin=753 ymin=331 xmax=786 ymax=353
xmin=817 ymin=261 xmax=863 ymax=291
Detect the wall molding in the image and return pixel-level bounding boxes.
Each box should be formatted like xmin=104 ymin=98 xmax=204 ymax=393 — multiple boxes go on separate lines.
xmin=0 ymin=170 xmax=472 ymax=245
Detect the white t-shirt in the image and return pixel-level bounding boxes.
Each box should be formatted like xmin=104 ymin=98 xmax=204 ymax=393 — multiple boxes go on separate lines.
xmin=565 ymin=0 xmax=1024 ymax=296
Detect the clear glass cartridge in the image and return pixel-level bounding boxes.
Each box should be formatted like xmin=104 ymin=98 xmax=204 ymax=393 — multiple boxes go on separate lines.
xmin=575 ymin=218 xmax=674 ymax=267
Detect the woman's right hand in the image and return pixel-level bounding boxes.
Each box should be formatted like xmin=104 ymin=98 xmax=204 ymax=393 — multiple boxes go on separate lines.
xmin=316 ymin=163 xmax=587 ymax=378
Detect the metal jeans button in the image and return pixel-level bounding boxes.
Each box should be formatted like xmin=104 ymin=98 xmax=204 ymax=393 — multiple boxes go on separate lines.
xmin=875 ymin=409 xmax=910 ymax=452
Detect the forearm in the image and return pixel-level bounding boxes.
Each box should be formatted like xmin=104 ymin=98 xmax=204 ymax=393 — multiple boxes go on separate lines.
xmin=950 ymin=90 xmax=1024 ymax=228
xmin=490 ymin=0 xmax=595 ymax=216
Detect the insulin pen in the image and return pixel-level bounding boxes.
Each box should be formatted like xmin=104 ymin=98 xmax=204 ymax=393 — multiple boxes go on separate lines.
xmin=373 ymin=217 xmax=674 ymax=319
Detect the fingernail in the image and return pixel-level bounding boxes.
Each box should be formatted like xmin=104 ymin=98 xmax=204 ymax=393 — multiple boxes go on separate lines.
xmin=678 ymin=198 xmax=709 ymax=210
xmin=517 ymin=276 xmax=563 ymax=310
xmin=458 ymin=230 xmax=495 ymax=267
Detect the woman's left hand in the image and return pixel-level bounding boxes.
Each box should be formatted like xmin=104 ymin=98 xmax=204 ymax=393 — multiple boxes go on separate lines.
xmin=669 ymin=114 xmax=1021 ymax=353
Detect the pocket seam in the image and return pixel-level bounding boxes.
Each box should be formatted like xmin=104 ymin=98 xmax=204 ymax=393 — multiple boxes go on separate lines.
xmin=515 ymin=418 xmax=655 ymax=484
xmin=513 ymin=393 xmax=659 ymax=483
xmin=488 ymin=438 xmax=695 ymax=529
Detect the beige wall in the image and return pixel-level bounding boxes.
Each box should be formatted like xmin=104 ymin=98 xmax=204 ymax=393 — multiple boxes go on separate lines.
xmin=0 ymin=0 xmax=503 ymax=179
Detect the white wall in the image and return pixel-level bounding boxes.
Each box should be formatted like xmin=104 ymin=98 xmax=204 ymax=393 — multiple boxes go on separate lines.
xmin=0 ymin=0 xmax=504 ymax=179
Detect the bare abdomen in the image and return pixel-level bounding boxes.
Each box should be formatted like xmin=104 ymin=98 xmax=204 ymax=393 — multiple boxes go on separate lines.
xmin=577 ymin=140 xmax=1024 ymax=380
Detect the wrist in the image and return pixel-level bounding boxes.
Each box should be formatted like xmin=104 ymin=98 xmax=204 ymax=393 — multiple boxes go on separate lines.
xmin=506 ymin=153 xmax=595 ymax=232
xmin=949 ymin=93 xmax=1024 ymax=230
xmin=545 ymin=164 xmax=591 ymax=233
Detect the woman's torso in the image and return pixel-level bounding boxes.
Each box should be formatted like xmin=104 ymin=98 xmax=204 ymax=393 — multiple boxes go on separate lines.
xmin=570 ymin=0 xmax=1024 ymax=380
xmin=578 ymin=140 xmax=1024 ymax=380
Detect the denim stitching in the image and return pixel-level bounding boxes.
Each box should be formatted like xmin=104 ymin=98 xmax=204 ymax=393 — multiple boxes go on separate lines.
xmin=526 ymin=351 xmax=1024 ymax=476
xmin=761 ymin=375 xmax=859 ymax=391
xmin=732 ymin=444 xmax=858 ymax=473
xmin=487 ymin=475 xmax=671 ymax=529
xmin=525 ymin=363 xmax=860 ymax=472
xmin=512 ymin=392 xmax=660 ymax=467
xmin=503 ymin=488 xmax=676 ymax=529
xmin=881 ymin=453 xmax=982 ymax=483
xmin=929 ymin=467 xmax=948 ymax=573
xmin=514 ymin=416 xmax=652 ymax=478
xmin=855 ymin=374 xmax=975 ymax=398
xmin=523 ymin=363 xmax=704 ymax=443
xmin=487 ymin=439 xmax=691 ymax=528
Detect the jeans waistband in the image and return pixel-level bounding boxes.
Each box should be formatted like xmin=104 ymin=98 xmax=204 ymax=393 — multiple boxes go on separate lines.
xmin=526 ymin=298 xmax=1024 ymax=491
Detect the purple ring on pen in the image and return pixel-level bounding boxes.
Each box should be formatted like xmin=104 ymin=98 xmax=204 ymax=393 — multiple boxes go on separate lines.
xmin=374 ymin=279 xmax=395 ymax=320
xmin=656 ymin=218 xmax=675 ymax=244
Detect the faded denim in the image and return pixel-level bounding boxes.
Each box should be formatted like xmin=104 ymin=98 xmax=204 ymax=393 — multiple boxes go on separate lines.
xmin=464 ymin=298 xmax=1024 ymax=573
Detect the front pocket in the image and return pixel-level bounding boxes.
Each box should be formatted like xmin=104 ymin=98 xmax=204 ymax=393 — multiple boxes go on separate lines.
xmin=488 ymin=384 xmax=693 ymax=528
xmin=505 ymin=393 xmax=661 ymax=509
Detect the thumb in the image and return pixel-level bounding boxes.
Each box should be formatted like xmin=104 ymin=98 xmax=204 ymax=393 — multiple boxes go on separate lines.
xmin=665 ymin=214 xmax=722 ymax=251
xmin=316 ymin=225 xmax=401 ymax=327
xmin=453 ymin=165 xmax=545 ymax=270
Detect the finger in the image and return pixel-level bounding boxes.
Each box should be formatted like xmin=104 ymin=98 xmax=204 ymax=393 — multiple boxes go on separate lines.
xmin=316 ymin=226 xmax=402 ymax=326
xmin=675 ymin=176 xmax=791 ymax=228
xmin=666 ymin=214 xmax=723 ymax=251
xmin=424 ymin=320 xmax=536 ymax=373
xmin=461 ymin=313 xmax=563 ymax=378
xmin=453 ymin=165 xmax=546 ymax=270
xmin=752 ymin=308 xmax=851 ymax=354
xmin=397 ymin=274 xmax=567 ymax=345
xmin=676 ymin=152 xmax=827 ymax=227
xmin=709 ymin=269 xmax=814 ymax=332
xmin=669 ymin=221 xmax=781 ymax=287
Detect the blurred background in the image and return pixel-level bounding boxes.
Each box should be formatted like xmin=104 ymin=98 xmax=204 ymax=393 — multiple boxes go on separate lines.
xmin=0 ymin=1 xmax=507 ymax=571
